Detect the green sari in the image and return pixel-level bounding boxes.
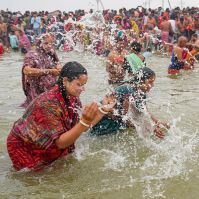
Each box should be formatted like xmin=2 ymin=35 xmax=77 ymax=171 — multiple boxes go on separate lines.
xmin=125 ymin=53 xmax=145 ymax=73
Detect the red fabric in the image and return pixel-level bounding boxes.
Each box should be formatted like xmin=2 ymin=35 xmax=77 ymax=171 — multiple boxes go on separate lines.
xmin=183 ymin=64 xmax=194 ymax=70
xmin=161 ymin=31 xmax=169 ymax=44
xmin=7 ymin=133 xmax=66 ymax=171
xmin=169 ymin=46 xmax=173 ymax=54
xmin=186 ymin=25 xmax=194 ymax=31
xmin=64 ymin=23 xmax=72 ymax=31
xmin=0 ymin=45 xmax=4 ymax=54
xmin=7 ymin=85 xmax=81 ymax=170
xmin=182 ymin=49 xmax=188 ymax=60
xmin=168 ymin=68 xmax=180 ymax=75
xmin=114 ymin=56 xmax=124 ymax=63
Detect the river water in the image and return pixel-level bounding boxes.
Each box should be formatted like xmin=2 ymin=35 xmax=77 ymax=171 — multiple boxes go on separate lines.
xmin=0 ymin=51 xmax=199 ymax=199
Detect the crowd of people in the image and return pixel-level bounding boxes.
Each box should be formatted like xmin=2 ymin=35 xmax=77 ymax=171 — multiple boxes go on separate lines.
xmin=0 ymin=6 xmax=199 ymax=73
xmin=1 ymin=5 xmax=199 ymax=171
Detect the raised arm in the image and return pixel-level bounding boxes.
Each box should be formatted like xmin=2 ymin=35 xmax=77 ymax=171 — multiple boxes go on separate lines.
xmin=23 ymin=65 xmax=60 ymax=77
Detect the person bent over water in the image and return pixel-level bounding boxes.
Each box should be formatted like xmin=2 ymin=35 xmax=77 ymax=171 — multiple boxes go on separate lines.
xmin=168 ymin=36 xmax=197 ymax=76
xmin=124 ymin=41 xmax=145 ymax=76
xmin=21 ymin=33 xmax=61 ymax=108
xmin=106 ymin=36 xmax=129 ymax=87
xmin=7 ymin=62 xmax=108 ymax=171
xmin=90 ymin=67 xmax=169 ymax=138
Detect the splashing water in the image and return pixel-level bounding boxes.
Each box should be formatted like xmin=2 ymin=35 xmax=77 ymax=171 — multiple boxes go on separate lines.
xmin=79 ymin=11 xmax=105 ymax=28
xmin=1 ymin=9 xmax=199 ymax=197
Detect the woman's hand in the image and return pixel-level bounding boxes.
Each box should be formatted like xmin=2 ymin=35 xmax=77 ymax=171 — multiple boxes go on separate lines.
xmin=101 ymin=94 xmax=117 ymax=113
xmin=154 ymin=126 xmax=165 ymax=139
xmin=157 ymin=121 xmax=170 ymax=129
xmin=81 ymin=102 xmax=99 ymax=125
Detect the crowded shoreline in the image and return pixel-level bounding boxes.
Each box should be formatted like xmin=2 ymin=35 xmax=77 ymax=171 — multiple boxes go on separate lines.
xmin=0 ymin=6 xmax=199 ymax=57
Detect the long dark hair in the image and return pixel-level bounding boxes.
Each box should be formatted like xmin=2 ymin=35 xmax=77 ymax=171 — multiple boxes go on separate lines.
xmin=57 ymin=61 xmax=87 ymax=106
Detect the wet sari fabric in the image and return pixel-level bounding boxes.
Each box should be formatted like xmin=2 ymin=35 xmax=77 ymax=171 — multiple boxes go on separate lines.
xmin=7 ymin=85 xmax=81 ymax=170
xmin=21 ymin=47 xmax=59 ymax=108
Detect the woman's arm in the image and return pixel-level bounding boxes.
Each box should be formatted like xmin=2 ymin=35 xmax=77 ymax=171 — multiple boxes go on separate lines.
xmin=55 ymin=102 xmax=104 ymax=149
xmin=55 ymin=122 xmax=90 ymax=149
xmin=23 ymin=66 xmax=60 ymax=77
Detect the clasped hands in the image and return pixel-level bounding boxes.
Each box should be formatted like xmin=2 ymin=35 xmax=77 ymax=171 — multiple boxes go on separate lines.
xmin=80 ymin=95 xmax=117 ymax=128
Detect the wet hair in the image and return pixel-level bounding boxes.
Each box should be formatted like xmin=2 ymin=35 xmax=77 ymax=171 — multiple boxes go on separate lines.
xmin=35 ymin=33 xmax=53 ymax=48
xmin=58 ymin=61 xmax=87 ymax=83
xmin=178 ymin=36 xmax=188 ymax=45
xmin=128 ymin=67 xmax=155 ymax=85
xmin=57 ymin=61 xmax=87 ymax=106
xmin=130 ymin=41 xmax=142 ymax=53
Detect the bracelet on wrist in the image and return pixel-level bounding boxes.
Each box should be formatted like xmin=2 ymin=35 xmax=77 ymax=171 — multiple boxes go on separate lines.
xmin=98 ymin=107 xmax=109 ymax=115
xmin=79 ymin=120 xmax=90 ymax=128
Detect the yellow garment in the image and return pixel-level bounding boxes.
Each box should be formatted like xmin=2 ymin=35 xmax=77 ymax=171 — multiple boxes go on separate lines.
xmin=130 ymin=20 xmax=139 ymax=33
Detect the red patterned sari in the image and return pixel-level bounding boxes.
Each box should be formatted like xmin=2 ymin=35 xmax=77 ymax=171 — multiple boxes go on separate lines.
xmin=7 ymin=85 xmax=81 ymax=171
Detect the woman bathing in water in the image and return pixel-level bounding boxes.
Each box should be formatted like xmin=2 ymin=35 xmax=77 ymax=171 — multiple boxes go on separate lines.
xmin=7 ymin=62 xmax=112 ymax=171
xmin=90 ymin=67 xmax=169 ymax=138
xmin=21 ymin=33 xmax=61 ymax=108
xmin=106 ymin=35 xmax=129 ymax=87
xmin=124 ymin=41 xmax=146 ymax=75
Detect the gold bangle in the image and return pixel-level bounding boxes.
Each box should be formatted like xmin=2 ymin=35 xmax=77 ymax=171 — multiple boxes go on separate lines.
xmin=79 ymin=120 xmax=90 ymax=128
xmin=98 ymin=107 xmax=109 ymax=114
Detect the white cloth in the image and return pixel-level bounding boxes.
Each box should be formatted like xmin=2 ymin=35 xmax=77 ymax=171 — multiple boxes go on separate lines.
xmin=168 ymin=20 xmax=177 ymax=33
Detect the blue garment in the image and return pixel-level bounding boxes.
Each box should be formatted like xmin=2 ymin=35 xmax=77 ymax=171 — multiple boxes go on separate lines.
xmin=31 ymin=17 xmax=41 ymax=30
xmin=90 ymin=85 xmax=146 ymax=136
xmin=143 ymin=51 xmax=152 ymax=59
xmin=168 ymin=51 xmax=183 ymax=70
xmin=9 ymin=35 xmax=19 ymax=49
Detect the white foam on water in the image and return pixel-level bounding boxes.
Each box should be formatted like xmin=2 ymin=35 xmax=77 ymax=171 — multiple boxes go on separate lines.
xmin=137 ymin=114 xmax=199 ymax=198
xmin=103 ymin=149 xmax=126 ymax=171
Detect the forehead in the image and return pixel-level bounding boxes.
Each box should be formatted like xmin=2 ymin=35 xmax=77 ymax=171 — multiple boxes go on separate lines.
xmin=43 ymin=36 xmax=54 ymax=43
xmin=144 ymin=76 xmax=155 ymax=82
xmin=117 ymin=40 xmax=125 ymax=44
xmin=73 ymin=74 xmax=88 ymax=83
xmin=149 ymin=76 xmax=155 ymax=82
